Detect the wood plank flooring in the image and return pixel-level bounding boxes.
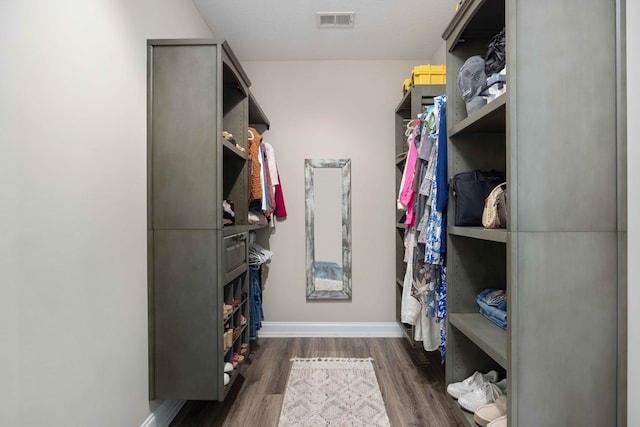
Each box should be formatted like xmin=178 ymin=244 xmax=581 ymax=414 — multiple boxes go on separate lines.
xmin=169 ymin=337 xmax=462 ymax=427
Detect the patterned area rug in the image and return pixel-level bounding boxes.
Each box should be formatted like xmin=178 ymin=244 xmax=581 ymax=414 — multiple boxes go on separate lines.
xmin=278 ymin=357 xmax=391 ymax=427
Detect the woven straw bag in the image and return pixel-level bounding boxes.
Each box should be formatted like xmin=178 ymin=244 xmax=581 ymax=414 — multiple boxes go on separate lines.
xmin=482 ymin=183 xmax=507 ymax=229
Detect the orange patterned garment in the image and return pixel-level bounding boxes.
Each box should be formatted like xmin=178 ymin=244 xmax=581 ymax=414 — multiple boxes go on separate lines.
xmin=247 ymin=127 xmax=263 ymax=202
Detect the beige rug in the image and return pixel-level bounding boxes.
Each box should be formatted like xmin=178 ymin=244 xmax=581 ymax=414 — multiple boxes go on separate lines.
xmin=278 ymin=357 xmax=391 ymax=427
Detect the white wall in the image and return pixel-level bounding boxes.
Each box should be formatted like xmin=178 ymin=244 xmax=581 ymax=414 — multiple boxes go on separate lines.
xmin=430 ymin=40 xmax=447 ymax=65
xmin=627 ymin=1 xmax=638 ymax=423
xmin=242 ymin=60 xmax=434 ymax=322
xmin=0 ymin=1 xmax=212 ymax=426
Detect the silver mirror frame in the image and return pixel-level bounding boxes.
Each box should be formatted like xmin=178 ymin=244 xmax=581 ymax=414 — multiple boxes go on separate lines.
xmin=305 ymin=159 xmax=352 ymax=300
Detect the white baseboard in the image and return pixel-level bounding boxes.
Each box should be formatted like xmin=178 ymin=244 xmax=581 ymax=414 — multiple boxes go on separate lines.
xmin=141 ymin=400 xmax=186 ymax=427
xmin=258 ymin=322 xmax=403 ymax=337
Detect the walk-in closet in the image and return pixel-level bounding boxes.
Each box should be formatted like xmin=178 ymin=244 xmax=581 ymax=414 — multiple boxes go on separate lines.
xmin=3 ymin=1 xmax=630 ymax=427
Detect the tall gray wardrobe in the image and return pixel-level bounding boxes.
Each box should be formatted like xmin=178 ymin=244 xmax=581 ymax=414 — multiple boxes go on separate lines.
xmin=147 ymin=39 xmax=270 ymax=401
xmin=441 ymin=0 xmax=626 ymax=426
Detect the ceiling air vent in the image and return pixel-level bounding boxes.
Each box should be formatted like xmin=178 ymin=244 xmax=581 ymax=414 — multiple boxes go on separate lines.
xmin=316 ymin=12 xmax=355 ymax=28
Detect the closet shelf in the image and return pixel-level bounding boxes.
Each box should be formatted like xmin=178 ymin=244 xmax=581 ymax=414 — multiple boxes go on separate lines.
xmin=448 ymin=94 xmax=506 ymax=137
xmin=449 ymin=313 xmax=507 ymax=369
xmin=441 ymin=0 xmax=505 ymax=51
xmin=222 ymin=139 xmax=248 ymax=160
xmin=248 ymin=90 xmax=270 ymax=133
xmin=396 ymin=277 xmax=403 ymax=288
xmin=395 ymin=88 xmax=413 ymax=113
xmin=447 ymin=395 xmax=476 ymax=427
xmin=396 ymin=223 xmax=407 ymax=230
xmin=448 ymin=226 xmax=507 ymax=243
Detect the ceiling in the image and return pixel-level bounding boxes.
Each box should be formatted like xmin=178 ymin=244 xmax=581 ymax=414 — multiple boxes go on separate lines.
xmin=192 ymin=0 xmax=459 ymax=61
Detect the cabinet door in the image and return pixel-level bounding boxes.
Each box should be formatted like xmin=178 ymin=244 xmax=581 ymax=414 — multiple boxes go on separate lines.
xmin=151 ymin=45 xmax=220 ymax=230
xmin=153 ymin=229 xmax=222 ymax=400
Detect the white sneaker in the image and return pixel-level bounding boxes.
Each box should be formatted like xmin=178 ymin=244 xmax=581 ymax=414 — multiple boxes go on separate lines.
xmin=447 ymin=370 xmax=499 ymax=399
xmin=494 ymin=378 xmax=507 ymax=394
xmin=223 ymin=373 xmax=230 ymax=386
xmin=458 ymin=382 xmax=504 ymax=413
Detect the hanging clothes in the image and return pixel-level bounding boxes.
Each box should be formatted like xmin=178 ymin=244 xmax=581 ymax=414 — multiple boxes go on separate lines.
xmin=248 ymin=241 xmax=272 ymax=341
xmin=274 ymin=170 xmax=288 ymax=218
xmin=248 ymin=127 xmax=264 ymax=203
xmin=399 ymin=95 xmax=449 ymax=360
xmin=249 ymin=266 xmax=264 ymax=341
xmin=398 ymin=120 xmax=421 ymax=226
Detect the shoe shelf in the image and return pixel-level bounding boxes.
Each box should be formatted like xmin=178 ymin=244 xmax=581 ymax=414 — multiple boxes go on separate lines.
xmin=447 ymin=395 xmax=477 ymax=427
xmin=449 ymin=313 xmax=507 ymax=369
xmin=222 ymin=138 xmax=248 ymax=161
xmin=448 ymin=226 xmax=507 ymax=243
xmin=447 ymin=395 xmax=478 ymax=427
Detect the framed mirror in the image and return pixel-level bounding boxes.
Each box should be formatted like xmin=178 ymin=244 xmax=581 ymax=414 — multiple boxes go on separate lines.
xmin=305 ymin=159 xmax=352 ymax=300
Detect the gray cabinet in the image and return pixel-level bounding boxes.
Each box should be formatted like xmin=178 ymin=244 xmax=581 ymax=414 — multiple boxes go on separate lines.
xmin=442 ymin=0 xmax=623 ymax=425
xmin=147 ymin=40 xmax=269 ymax=401
xmin=395 ymin=84 xmax=445 ymax=345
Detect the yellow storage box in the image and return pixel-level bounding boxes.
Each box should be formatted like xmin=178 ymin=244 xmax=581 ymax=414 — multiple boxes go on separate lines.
xmin=402 ymin=78 xmax=412 ymax=94
xmin=412 ymin=64 xmax=446 ymax=85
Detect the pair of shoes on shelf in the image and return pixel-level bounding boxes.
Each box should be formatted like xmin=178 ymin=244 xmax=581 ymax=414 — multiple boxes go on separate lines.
xmin=240 ymin=342 xmax=249 ymax=355
xmin=232 ymin=326 xmax=241 ymax=340
xmin=458 ymin=379 xmax=506 ymax=413
xmin=224 ymin=373 xmax=230 ymax=386
xmin=232 ymin=297 xmax=241 ymax=307
xmin=240 ymin=314 xmax=247 ymax=326
xmin=474 ymin=395 xmax=507 ymax=426
xmin=447 ymin=370 xmax=506 ymax=413
xmin=232 ymin=352 xmax=245 ymax=368
xmin=223 ymin=304 xmax=233 ymax=319
xmin=224 ymin=330 xmax=233 ymax=350
xmin=447 ymin=370 xmax=498 ymax=399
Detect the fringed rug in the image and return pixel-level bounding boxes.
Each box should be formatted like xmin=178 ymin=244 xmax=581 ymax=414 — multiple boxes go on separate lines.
xmin=278 ymin=357 xmax=391 ymax=427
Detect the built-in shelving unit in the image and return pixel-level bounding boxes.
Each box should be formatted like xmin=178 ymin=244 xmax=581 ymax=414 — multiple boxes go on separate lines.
xmin=442 ymin=0 xmax=622 ymax=425
xmin=147 ymin=39 xmax=270 ymax=402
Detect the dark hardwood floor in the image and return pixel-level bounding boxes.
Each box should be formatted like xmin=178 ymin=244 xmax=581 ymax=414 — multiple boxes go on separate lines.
xmin=169 ymin=337 xmax=461 ymax=427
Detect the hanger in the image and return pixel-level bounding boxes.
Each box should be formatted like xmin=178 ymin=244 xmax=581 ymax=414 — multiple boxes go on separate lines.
xmin=248 ymin=129 xmax=255 ymax=141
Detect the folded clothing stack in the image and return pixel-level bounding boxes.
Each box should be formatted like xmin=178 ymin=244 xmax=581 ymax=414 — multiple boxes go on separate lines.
xmin=477 ymin=288 xmax=506 ymax=329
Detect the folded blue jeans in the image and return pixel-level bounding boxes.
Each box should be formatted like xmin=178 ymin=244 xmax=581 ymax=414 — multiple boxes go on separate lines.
xmin=477 ymin=299 xmax=507 ymax=322
xmin=480 ymin=307 xmax=507 ymax=329
xmin=477 ymin=288 xmax=507 ymax=311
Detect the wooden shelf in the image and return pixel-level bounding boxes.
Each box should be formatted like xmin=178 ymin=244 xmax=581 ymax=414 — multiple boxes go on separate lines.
xmin=222 ymin=139 xmax=247 ymax=160
xmin=448 ymin=226 xmax=507 ymax=243
xmin=449 ymin=94 xmax=506 ymax=137
xmin=447 ymin=395 xmax=476 ymax=427
xmin=449 ymin=313 xmax=507 ymax=369
xmin=441 ymin=0 xmax=505 ymax=51
xmin=248 ymin=90 xmax=270 ymax=133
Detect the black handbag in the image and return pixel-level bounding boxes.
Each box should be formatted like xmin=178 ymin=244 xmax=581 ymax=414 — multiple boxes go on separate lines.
xmin=451 ymin=170 xmax=506 ymax=226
